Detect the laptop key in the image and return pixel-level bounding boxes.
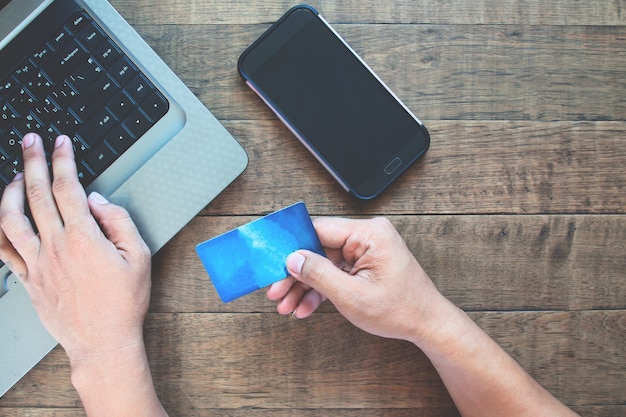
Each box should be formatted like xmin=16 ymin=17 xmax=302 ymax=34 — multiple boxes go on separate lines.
xmin=12 ymin=62 xmax=35 ymax=84
xmin=77 ymin=22 xmax=106 ymax=51
xmin=110 ymin=57 xmax=138 ymax=87
xmin=0 ymin=78 xmax=18 ymax=102
xmin=94 ymin=39 xmax=123 ymax=70
xmin=126 ymin=74 xmax=154 ymax=104
xmin=50 ymin=81 xmax=79 ymax=110
xmin=124 ymin=108 xmax=151 ymax=139
xmin=52 ymin=110 xmax=80 ymax=132
xmin=67 ymin=13 xmax=92 ymax=34
xmin=78 ymin=108 xmax=117 ymax=146
xmin=8 ymin=87 xmax=36 ymax=115
xmin=77 ymin=161 xmax=96 ymax=187
xmin=14 ymin=112 xmax=43 ymax=136
xmin=1 ymin=104 xmax=18 ymax=130
xmin=0 ymin=150 xmax=10 ymax=187
xmin=85 ymin=142 xmax=115 ymax=174
xmin=70 ymin=73 xmax=119 ymax=120
xmin=50 ymin=26 xmax=73 ymax=50
xmin=47 ymin=39 xmax=88 ymax=82
xmin=1 ymin=156 xmax=22 ymax=181
xmin=24 ymin=70 xmax=53 ymax=100
xmin=142 ymin=91 xmax=169 ymax=121
xmin=67 ymin=56 xmax=105 ymax=94
xmin=108 ymin=90 xmax=135 ymax=120
xmin=32 ymin=42 xmax=55 ymax=66
xmin=42 ymin=126 xmax=60 ymax=154
xmin=71 ymin=135 xmax=90 ymax=160
xmin=34 ymin=97 xmax=62 ymax=126
xmin=106 ymin=125 xmax=135 ymax=154
xmin=3 ymin=128 xmax=22 ymax=153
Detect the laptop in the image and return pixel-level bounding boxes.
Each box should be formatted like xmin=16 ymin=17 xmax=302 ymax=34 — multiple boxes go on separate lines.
xmin=0 ymin=0 xmax=248 ymax=397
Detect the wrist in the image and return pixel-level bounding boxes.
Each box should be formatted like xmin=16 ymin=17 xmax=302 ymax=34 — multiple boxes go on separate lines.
xmin=70 ymin=336 xmax=150 ymax=391
xmin=69 ymin=336 xmax=166 ymax=417
xmin=407 ymin=294 xmax=475 ymax=357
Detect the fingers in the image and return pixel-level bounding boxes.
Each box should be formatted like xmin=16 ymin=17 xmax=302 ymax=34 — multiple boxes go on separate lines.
xmin=87 ymin=192 xmax=150 ymax=260
xmin=286 ymin=250 xmax=355 ymax=303
xmin=267 ymin=217 xmax=377 ymax=318
xmin=311 ymin=217 xmax=356 ymax=249
xmin=311 ymin=217 xmax=382 ymax=267
xmin=1 ymin=132 xmax=89 ymax=278
xmin=267 ymin=277 xmax=326 ymax=317
xmin=50 ymin=135 xmax=92 ymax=228
xmin=21 ymin=133 xmax=63 ymax=233
xmin=292 ymin=290 xmax=326 ymax=319
xmin=266 ymin=277 xmax=297 ymax=301
xmin=0 ymin=173 xmax=38 ymax=279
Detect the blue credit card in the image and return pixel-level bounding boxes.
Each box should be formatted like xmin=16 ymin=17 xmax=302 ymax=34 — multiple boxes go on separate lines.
xmin=196 ymin=202 xmax=325 ymax=303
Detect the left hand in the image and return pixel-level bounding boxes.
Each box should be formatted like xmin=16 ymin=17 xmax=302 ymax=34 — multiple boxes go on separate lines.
xmin=0 ymin=133 xmax=152 ymax=367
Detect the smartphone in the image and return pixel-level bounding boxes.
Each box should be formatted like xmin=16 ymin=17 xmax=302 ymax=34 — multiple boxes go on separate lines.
xmin=238 ymin=5 xmax=430 ymax=199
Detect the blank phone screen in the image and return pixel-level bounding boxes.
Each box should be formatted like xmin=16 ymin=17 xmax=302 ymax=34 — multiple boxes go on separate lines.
xmin=247 ymin=9 xmax=426 ymax=190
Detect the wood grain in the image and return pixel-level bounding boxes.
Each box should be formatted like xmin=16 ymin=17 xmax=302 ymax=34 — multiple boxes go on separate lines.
xmin=2 ymin=407 xmax=625 ymax=417
xmin=194 ymin=120 xmax=626 ymax=215
xmin=2 ymin=311 xmax=624 ymax=412
xmin=129 ymin=24 xmax=626 ymax=122
xmin=1 ymin=0 xmax=624 ymax=415
xmin=109 ymin=0 xmax=626 ymax=26
xmin=148 ymin=214 xmax=626 ymax=313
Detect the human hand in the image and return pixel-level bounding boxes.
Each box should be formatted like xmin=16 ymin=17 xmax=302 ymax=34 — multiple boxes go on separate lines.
xmin=268 ymin=217 xmax=580 ymax=417
xmin=0 ymin=133 xmax=152 ymax=369
xmin=267 ymin=217 xmax=456 ymax=344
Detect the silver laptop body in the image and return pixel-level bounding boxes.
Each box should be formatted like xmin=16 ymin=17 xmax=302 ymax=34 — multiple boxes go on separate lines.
xmin=0 ymin=0 xmax=248 ymax=396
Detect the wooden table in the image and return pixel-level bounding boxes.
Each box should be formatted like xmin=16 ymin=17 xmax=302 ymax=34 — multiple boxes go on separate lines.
xmin=2 ymin=1 xmax=625 ymax=416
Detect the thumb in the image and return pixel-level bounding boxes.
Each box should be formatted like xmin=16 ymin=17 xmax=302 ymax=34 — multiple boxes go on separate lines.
xmin=87 ymin=192 xmax=148 ymax=254
xmin=286 ymin=250 xmax=354 ymax=301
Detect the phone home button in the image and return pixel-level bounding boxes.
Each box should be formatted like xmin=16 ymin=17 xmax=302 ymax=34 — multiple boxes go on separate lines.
xmin=384 ymin=157 xmax=402 ymax=174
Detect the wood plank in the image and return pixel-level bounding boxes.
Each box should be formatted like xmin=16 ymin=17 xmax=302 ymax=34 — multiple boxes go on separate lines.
xmin=157 ymin=313 xmax=625 ymax=408
xmin=561 ymin=407 xmax=626 ymax=417
xmin=475 ymin=311 xmax=626 ymax=404
xmin=129 ymin=24 xmax=626 ymax=122
xmin=187 ymin=120 xmax=626 ymax=216
xmin=1 ymin=311 xmax=624 ymax=409
xmin=3 ymin=0 xmax=623 ymax=414
xmin=110 ymin=0 xmax=626 ymax=26
xmin=149 ymin=215 xmax=626 ymax=313
xmin=0 ymin=410 xmax=86 ymax=417
xmin=0 ymin=408 xmax=463 ymax=417
xmin=3 ymin=406 xmax=625 ymax=417
xmin=3 ymin=407 xmax=626 ymax=417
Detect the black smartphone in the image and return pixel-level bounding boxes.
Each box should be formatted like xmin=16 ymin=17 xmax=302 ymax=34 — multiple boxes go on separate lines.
xmin=238 ymin=5 xmax=430 ymax=199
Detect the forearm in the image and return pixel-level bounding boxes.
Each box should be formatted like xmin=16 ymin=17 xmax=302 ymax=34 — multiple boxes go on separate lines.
xmin=70 ymin=340 xmax=168 ymax=417
xmin=413 ymin=302 xmax=578 ymax=417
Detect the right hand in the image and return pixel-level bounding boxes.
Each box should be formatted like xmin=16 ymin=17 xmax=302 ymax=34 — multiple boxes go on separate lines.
xmin=267 ymin=217 xmax=456 ymax=344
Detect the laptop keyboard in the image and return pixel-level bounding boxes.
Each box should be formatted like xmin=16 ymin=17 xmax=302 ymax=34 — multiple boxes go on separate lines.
xmin=0 ymin=0 xmax=171 ymax=272
xmin=0 ymin=4 xmax=169 ymax=200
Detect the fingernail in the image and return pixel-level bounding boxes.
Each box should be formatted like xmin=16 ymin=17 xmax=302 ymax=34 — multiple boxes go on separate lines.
xmin=88 ymin=191 xmax=109 ymax=205
xmin=286 ymin=252 xmax=305 ymax=275
xmin=22 ymin=133 xmax=36 ymax=148
xmin=13 ymin=172 xmax=24 ymax=182
xmin=54 ymin=135 xmax=66 ymax=148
